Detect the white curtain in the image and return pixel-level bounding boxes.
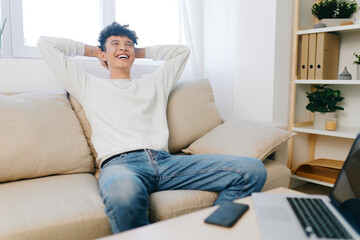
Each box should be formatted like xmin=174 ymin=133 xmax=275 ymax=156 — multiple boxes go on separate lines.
xmin=179 ymin=0 xmax=204 ymax=78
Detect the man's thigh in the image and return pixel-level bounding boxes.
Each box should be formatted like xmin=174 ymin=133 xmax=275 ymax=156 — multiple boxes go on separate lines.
xmin=156 ymin=152 xmax=264 ymax=192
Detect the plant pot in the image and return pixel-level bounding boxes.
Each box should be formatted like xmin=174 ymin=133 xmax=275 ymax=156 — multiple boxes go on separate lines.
xmin=313 ymin=112 xmax=337 ymax=130
xmin=357 ymin=65 xmax=360 ymax=80
xmin=319 ymin=18 xmax=352 ymax=27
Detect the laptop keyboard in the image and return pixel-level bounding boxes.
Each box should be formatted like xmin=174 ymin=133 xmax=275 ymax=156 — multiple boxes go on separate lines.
xmin=287 ymin=197 xmax=352 ymax=239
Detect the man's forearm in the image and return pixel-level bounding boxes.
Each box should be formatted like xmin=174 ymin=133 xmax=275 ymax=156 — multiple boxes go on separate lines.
xmin=135 ymin=48 xmax=145 ymax=58
xmin=85 ymin=45 xmax=101 ymax=57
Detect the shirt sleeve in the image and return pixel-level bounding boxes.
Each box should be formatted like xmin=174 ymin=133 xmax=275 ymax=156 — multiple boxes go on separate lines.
xmin=37 ymin=36 xmax=89 ymax=102
xmin=145 ymin=45 xmax=190 ymax=94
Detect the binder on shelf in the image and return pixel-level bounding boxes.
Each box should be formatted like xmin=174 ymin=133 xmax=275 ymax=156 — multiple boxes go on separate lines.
xmin=315 ymin=32 xmax=340 ymax=80
xmin=300 ymin=34 xmax=309 ymax=79
xmin=308 ymin=33 xmax=317 ymax=79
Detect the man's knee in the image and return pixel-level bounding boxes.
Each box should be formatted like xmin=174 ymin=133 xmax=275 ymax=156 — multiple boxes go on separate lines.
xmin=106 ymin=177 xmax=146 ymax=205
xmin=100 ymin=170 xmax=147 ymax=207
xmin=246 ymin=157 xmax=267 ymax=191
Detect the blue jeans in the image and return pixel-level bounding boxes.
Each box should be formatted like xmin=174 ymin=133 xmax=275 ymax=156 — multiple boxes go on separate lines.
xmin=99 ymin=149 xmax=266 ymax=233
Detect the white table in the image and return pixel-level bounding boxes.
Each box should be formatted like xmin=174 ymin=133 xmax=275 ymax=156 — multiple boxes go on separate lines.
xmin=98 ymin=187 xmax=300 ymax=240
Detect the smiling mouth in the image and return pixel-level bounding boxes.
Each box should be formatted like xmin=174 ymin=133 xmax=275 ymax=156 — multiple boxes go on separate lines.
xmin=117 ymin=54 xmax=129 ymax=59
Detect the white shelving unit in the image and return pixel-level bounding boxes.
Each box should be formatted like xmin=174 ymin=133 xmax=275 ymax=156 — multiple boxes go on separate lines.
xmin=292 ymin=126 xmax=360 ymax=139
xmin=297 ymin=24 xmax=360 ymax=35
xmin=288 ymin=0 xmax=360 ymax=188
xmin=295 ymin=80 xmax=360 ymax=84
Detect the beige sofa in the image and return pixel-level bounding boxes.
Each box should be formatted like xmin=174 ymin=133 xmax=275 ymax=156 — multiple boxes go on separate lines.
xmin=0 ymin=78 xmax=292 ymax=240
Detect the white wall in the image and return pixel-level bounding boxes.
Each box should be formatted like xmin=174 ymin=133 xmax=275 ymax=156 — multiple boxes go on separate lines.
xmin=232 ymin=0 xmax=293 ymax=125
xmin=273 ymin=0 xmax=294 ymax=125
xmin=204 ymin=0 xmax=234 ymax=120
xmin=0 ymin=58 xmax=160 ymax=92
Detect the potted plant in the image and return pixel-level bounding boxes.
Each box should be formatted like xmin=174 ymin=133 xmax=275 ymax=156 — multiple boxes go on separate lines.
xmin=306 ymin=85 xmax=345 ymax=130
xmin=311 ymin=0 xmax=359 ymax=27
xmin=354 ymin=52 xmax=360 ymax=79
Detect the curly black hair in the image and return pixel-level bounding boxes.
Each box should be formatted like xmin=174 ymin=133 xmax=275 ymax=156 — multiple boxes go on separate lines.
xmin=98 ymin=22 xmax=138 ymax=52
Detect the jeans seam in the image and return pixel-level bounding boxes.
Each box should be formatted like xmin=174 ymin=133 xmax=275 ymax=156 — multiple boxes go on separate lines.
xmin=159 ymin=167 xmax=246 ymax=179
xmin=146 ymin=150 xmax=159 ymax=186
xmin=100 ymin=189 xmax=121 ymax=233
xmin=160 ymin=167 xmax=249 ymax=197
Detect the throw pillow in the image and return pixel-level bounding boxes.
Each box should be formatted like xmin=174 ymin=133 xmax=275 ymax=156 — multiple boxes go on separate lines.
xmin=0 ymin=91 xmax=94 ymax=183
xmin=167 ymin=79 xmax=223 ymax=153
xmin=182 ymin=120 xmax=295 ymax=161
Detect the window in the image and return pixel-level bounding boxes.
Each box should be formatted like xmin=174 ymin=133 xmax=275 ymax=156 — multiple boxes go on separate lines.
xmin=9 ymin=0 xmax=101 ymax=58
xmin=1 ymin=0 xmax=180 ymax=58
xmin=115 ymin=0 xmax=180 ymax=47
xmin=22 ymin=0 xmax=100 ymax=47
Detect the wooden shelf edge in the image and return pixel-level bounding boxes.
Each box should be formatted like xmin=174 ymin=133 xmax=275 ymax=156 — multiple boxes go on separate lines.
xmin=292 ymin=126 xmax=359 ymax=139
xmin=291 ymin=158 xmax=344 ymax=185
xmin=295 ymin=80 xmax=360 ymax=85
xmin=290 ymin=174 xmax=334 ymax=187
xmin=297 ymin=24 xmax=360 ymax=35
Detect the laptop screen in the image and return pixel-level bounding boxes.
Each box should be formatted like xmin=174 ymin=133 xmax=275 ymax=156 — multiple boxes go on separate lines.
xmin=330 ymin=134 xmax=360 ymax=230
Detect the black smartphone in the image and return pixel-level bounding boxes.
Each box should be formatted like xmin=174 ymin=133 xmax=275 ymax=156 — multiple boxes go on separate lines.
xmin=204 ymin=201 xmax=249 ymax=227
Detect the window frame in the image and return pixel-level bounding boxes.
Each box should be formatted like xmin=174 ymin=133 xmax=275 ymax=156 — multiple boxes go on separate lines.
xmin=0 ymin=0 xmax=180 ymax=59
xmin=1 ymin=0 xmax=116 ymax=58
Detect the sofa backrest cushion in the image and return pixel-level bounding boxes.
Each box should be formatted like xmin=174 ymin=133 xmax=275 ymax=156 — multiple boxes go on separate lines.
xmin=69 ymin=78 xmax=223 ymax=161
xmin=166 ymin=79 xmax=223 ymax=153
xmin=0 ymin=91 xmax=94 ymax=183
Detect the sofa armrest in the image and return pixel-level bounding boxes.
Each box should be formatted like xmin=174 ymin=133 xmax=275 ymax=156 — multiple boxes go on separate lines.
xmin=272 ymin=141 xmax=288 ymax=166
xmin=182 ymin=119 xmax=294 ymax=162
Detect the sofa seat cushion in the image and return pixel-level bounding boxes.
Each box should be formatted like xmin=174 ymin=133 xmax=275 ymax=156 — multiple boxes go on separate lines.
xmin=149 ymin=190 xmax=219 ymax=222
xmin=0 ymin=91 xmax=94 ymax=183
xmin=262 ymin=159 xmax=291 ymax=191
xmin=148 ymin=159 xmax=290 ymax=221
xmin=0 ymin=174 xmax=111 ymax=240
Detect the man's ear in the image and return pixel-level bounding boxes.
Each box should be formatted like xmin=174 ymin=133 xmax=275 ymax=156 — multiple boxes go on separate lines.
xmin=100 ymin=51 xmax=107 ymax=61
xmin=99 ymin=50 xmax=109 ymax=69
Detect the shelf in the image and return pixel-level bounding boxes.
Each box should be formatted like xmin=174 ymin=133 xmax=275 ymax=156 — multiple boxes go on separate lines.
xmin=291 ymin=175 xmax=334 ymax=187
xmin=297 ymin=24 xmax=360 ymax=35
xmin=295 ymin=80 xmax=360 ymax=85
xmin=292 ymin=125 xmax=360 ymax=139
xmin=292 ymin=158 xmax=343 ymax=185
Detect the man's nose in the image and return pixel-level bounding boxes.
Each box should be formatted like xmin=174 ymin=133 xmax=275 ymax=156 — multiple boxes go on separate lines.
xmin=119 ymin=44 xmax=128 ymax=51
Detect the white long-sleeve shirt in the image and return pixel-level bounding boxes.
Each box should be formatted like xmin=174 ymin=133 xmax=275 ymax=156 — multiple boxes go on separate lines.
xmin=37 ymin=37 xmax=190 ymax=167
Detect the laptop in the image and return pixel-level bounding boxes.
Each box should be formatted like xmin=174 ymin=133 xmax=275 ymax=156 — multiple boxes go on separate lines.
xmin=252 ymin=134 xmax=360 ymax=240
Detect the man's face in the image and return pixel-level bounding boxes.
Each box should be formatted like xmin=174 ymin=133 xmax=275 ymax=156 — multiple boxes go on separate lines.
xmin=101 ymin=35 xmax=135 ymax=73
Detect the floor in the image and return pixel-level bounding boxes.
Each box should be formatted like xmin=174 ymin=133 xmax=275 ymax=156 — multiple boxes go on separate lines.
xmin=292 ymin=182 xmax=332 ymax=195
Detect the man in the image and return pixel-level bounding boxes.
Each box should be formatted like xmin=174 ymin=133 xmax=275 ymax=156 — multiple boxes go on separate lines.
xmin=37 ymin=22 xmax=266 ymax=233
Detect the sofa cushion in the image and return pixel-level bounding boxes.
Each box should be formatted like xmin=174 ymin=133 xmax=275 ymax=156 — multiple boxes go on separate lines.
xmin=0 ymin=174 xmax=111 ymax=240
xmin=182 ymin=120 xmax=294 ymax=161
xmin=69 ymin=78 xmax=223 ymax=161
xmin=262 ymin=159 xmax=291 ymax=191
xmin=0 ymin=91 xmax=94 ymax=183
xmin=148 ymin=159 xmax=290 ymax=221
xmin=149 ymin=190 xmax=219 ymax=222
xmin=68 ymin=95 xmax=98 ymax=160
xmin=167 ymin=79 xmax=223 ymax=153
